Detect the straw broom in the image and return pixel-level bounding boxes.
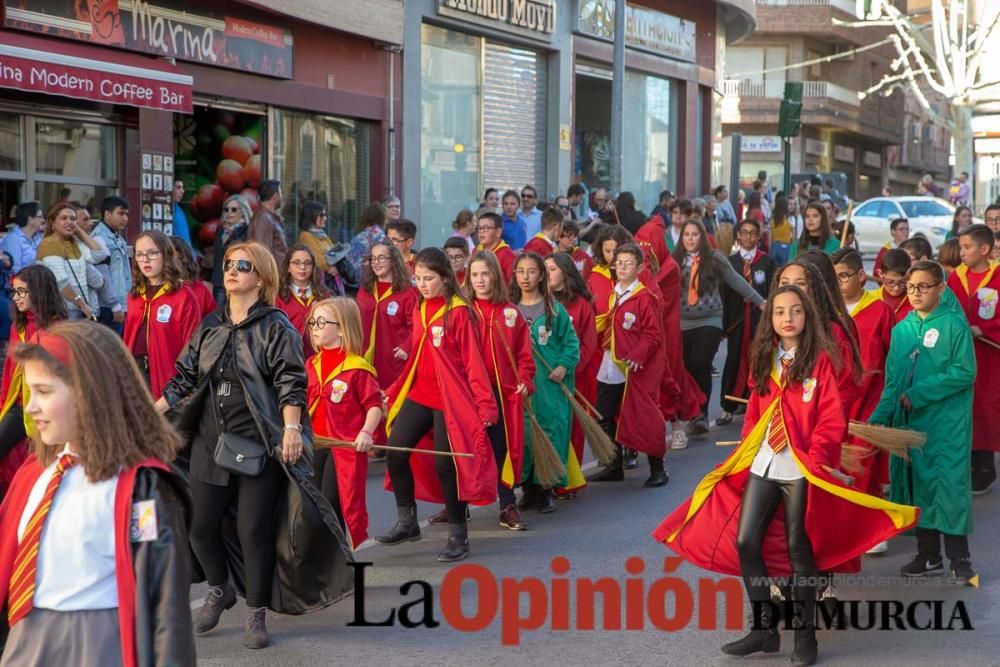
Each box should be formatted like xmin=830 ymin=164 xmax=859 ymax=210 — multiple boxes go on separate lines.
xmin=848 ymin=421 xmax=925 ymax=459
xmin=529 ymin=341 xmax=617 ymax=466
xmin=489 ymin=323 xmax=566 ymax=487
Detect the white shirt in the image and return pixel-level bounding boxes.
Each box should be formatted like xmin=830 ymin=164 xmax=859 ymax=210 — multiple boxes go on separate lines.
xmin=18 ymin=445 xmax=119 ymax=611
xmin=597 ymin=280 xmax=639 ymax=385
xmin=739 ymin=248 xmax=756 ymax=263
xmin=749 ymin=346 xmax=804 ymax=481
xmin=669 ymin=226 xmax=681 ymax=246
xmin=292 ymin=284 xmax=312 ymax=301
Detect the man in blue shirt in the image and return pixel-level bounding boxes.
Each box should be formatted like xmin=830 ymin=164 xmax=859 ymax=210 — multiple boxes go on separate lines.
xmin=2 ymin=202 xmax=44 ymax=273
xmin=171 ymin=179 xmax=193 ymax=247
xmin=520 ymin=185 xmax=542 ymax=237
xmin=500 ymin=189 xmax=528 ymax=249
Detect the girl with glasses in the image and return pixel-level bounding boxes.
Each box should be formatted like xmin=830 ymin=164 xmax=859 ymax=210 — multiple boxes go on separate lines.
xmin=124 ymin=230 xmax=202 ymax=400
xmin=275 ymin=244 xmax=331 ymax=358
xmin=305 ymin=297 xmax=383 ymax=549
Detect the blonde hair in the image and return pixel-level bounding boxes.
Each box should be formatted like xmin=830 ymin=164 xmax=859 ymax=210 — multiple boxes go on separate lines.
xmin=309 ymin=297 xmax=364 ymax=356
xmin=223 ymin=241 xmax=279 ymax=305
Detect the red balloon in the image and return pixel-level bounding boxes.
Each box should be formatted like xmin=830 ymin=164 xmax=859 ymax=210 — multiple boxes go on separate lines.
xmin=243 ymin=154 xmax=262 ymax=190
xmin=192 ymin=183 xmax=224 ymax=222
xmin=240 ymin=188 xmax=260 ymax=211
xmin=197 ymin=219 xmax=220 ymax=249
xmin=222 ymin=135 xmax=253 ymax=165
xmin=216 ymin=159 xmax=246 ymax=193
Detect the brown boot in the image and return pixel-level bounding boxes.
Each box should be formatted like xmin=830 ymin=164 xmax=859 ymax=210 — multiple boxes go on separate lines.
xmin=244 ymin=606 xmax=269 ymax=649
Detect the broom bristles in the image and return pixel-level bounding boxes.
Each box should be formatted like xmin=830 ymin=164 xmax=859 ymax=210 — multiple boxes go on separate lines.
xmin=567 ymin=391 xmax=617 ymax=465
xmin=848 ymin=422 xmax=925 ymax=459
xmin=840 ymin=442 xmax=876 ymax=474
xmin=527 ymin=408 xmax=567 ymax=488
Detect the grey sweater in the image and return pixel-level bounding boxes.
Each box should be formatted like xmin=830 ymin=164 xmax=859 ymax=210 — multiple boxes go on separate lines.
xmin=679 ymin=251 xmax=765 ymax=331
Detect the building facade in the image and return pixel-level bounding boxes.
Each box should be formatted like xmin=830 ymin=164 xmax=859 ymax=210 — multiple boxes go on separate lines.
xmin=0 ymin=0 xmax=401 ymax=246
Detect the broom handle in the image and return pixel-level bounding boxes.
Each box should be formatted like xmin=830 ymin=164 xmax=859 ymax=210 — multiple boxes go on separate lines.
xmin=724 ymin=394 xmax=749 ymax=405
xmin=487 ymin=318 xmax=547 ymax=428
xmin=531 ymin=346 xmax=603 ymax=418
xmin=976 ymin=334 xmax=1000 ymax=352
xmin=314 ymin=435 xmax=473 ymax=458
xmin=839 ymin=202 xmax=854 ymax=248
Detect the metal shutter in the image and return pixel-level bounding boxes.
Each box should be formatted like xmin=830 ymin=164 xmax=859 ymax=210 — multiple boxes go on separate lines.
xmin=482 ymin=41 xmax=547 ymax=198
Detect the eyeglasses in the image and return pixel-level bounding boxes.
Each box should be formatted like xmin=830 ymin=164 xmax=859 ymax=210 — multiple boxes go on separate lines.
xmin=906 ymin=282 xmax=940 ymax=294
xmin=986 ymin=216 xmax=1000 ymax=225
xmin=319 ymin=212 xmax=328 ymax=218
xmin=882 ymin=277 xmax=906 ymax=288
xmin=223 ymin=206 xmax=241 ymax=213
xmin=737 ymin=230 xmax=760 ymax=238
xmin=369 ymin=255 xmax=392 ymax=265
xmin=307 ymin=317 xmax=339 ymax=329
xmin=290 ymin=260 xmax=314 ymax=268
xmin=615 ymin=260 xmax=638 ymax=268
xmin=836 ymin=269 xmax=859 ymax=283
xmin=477 ymin=225 xmax=500 ymax=232
xmin=135 ymin=250 xmax=162 ymax=261
xmin=446 ymin=254 xmax=467 ymax=263
xmin=521 ymin=193 xmax=536 ymax=200
xmin=558 ymin=205 xmax=570 ymax=210
xmin=223 ymin=259 xmax=255 ymax=274
xmin=11 ymin=288 xmax=29 ymax=299
xmin=386 ymin=203 xmax=401 ymax=209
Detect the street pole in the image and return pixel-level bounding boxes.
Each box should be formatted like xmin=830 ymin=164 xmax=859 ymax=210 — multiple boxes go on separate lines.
xmin=783 ymin=138 xmax=791 ymax=194
xmin=609 ymin=0 xmax=625 ymax=194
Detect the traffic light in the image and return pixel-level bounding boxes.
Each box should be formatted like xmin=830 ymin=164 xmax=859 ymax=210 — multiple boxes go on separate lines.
xmin=778 ymin=82 xmax=803 ymax=138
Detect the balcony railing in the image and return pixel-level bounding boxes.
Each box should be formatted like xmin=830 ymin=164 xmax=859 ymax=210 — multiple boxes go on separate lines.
xmin=722 ymin=79 xmax=861 ymax=107
xmin=756 ymin=0 xmax=857 ymax=14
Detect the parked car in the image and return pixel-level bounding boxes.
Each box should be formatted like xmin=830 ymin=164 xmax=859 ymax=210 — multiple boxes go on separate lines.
xmin=850 ymin=196 xmax=976 ymax=254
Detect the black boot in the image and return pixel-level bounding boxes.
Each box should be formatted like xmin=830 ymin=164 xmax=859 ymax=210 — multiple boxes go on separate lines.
xmin=644 ymin=456 xmax=669 ymax=488
xmin=518 ymin=483 xmax=541 ymax=510
xmin=375 ymin=505 xmax=421 ymax=545
xmin=537 ymin=488 xmax=556 ymax=514
xmin=720 ymin=601 xmax=780 ymax=656
xmin=587 ymin=445 xmax=624 ymax=482
xmin=623 ymin=448 xmax=639 ymax=470
xmin=437 ymin=522 xmax=470 ymax=562
xmin=791 ymin=585 xmax=818 ymax=666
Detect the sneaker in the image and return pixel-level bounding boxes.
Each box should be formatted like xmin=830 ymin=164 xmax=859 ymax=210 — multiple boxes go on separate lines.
xmin=972 ymin=472 xmax=995 ymax=495
xmin=623 ymin=449 xmax=639 ymax=470
xmin=866 ymin=540 xmax=888 ymax=555
xmin=950 ymin=559 xmax=978 ymax=587
xmin=671 ymin=430 xmax=688 ymax=450
xmin=716 ymin=411 xmax=734 ymax=426
xmin=900 ymin=555 xmax=944 ymax=577
xmin=711 ymin=365 xmax=720 ymax=377
xmin=499 ymin=504 xmax=528 ymax=530
xmin=686 ymin=418 xmax=709 ymax=436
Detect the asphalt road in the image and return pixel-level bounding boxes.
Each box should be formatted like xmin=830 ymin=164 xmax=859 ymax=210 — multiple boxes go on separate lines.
xmin=192 ymin=345 xmax=999 ymax=667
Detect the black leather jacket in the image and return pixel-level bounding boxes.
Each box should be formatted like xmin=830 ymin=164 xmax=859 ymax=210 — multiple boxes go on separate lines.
xmin=161 ymin=301 xmax=311 ymax=470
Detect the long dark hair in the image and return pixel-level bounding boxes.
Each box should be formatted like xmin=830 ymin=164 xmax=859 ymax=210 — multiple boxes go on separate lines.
xmin=772 ymin=194 xmax=789 ymax=228
xmin=546 ymin=252 xmax=593 ymax=304
xmin=951 ymin=205 xmax=972 ymax=237
xmin=361 ymin=241 xmax=411 ymax=293
xmin=749 ymin=285 xmax=836 ymax=395
xmin=794 ymin=250 xmax=863 ymax=380
xmin=130 ymin=230 xmax=183 ymax=297
xmin=299 ymin=200 xmax=326 ymax=232
xmin=170 ymin=236 xmax=201 ymax=282
xmin=510 ymin=252 xmax=556 ymax=329
xmin=13 ymin=265 xmax=67 ymax=330
xmin=798 ymin=202 xmax=833 ymax=251
xmin=278 ymin=244 xmax=331 ymax=302
xmin=672 ymin=219 xmax=719 ymax=296
xmin=414 ymin=247 xmax=474 ymax=325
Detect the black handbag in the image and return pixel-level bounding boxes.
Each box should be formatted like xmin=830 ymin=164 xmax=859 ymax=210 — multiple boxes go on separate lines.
xmin=209 ymin=376 xmax=267 ymax=477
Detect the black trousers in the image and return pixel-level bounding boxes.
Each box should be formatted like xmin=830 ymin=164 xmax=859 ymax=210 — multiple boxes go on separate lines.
xmin=682 ymin=325 xmax=723 ymax=418
xmin=971 ymin=450 xmax=996 ymax=478
xmin=189 ymin=457 xmax=284 ymax=607
xmin=916 ymin=527 xmax=970 ymax=562
xmin=0 ymin=405 xmax=26 ymax=462
xmin=385 ymin=399 xmax=467 ymax=524
xmin=737 ymin=474 xmax=817 ymax=626
xmin=313 ymin=448 xmax=346 ymax=532
xmin=486 ymin=386 xmax=516 ymax=508
xmin=596 ymin=380 xmax=662 ymax=470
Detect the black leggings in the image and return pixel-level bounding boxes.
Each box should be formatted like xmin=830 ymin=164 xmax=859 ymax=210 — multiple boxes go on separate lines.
xmin=682 ymin=325 xmax=723 ymax=418
xmin=486 ymin=386 xmax=516 ymax=507
xmin=189 ymin=458 xmax=284 ymax=607
xmin=596 ymin=381 xmax=662 ymax=469
xmin=385 ymin=399 xmax=467 ymax=524
xmin=0 ymin=405 xmax=25 ymax=462
xmin=313 ymin=448 xmax=344 ymax=525
xmin=736 ymin=474 xmax=817 ymax=620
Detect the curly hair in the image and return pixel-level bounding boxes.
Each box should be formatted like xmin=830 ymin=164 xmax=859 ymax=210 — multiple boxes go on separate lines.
xmin=130 ymin=230 xmax=185 ymax=297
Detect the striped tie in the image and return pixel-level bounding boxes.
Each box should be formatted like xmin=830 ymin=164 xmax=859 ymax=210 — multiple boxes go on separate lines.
xmin=8 ymin=453 xmax=78 ymax=626
xmin=767 ymin=357 xmax=793 ymax=454
xmin=743 ymin=258 xmax=753 ymax=282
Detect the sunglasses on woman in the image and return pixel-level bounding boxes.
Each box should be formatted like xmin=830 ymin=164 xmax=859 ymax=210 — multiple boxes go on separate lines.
xmin=223 ymin=259 xmax=255 ymax=274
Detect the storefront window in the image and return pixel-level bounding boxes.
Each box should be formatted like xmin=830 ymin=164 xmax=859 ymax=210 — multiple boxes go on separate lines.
xmin=622 ymin=71 xmax=676 ymax=212
xmin=0 ymin=116 xmax=22 ymax=174
xmin=272 ymin=109 xmax=372 ymax=243
xmin=35 ymin=119 xmax=116 ymax=181
xmin=421 ymin=24 xmax=482 ymax=247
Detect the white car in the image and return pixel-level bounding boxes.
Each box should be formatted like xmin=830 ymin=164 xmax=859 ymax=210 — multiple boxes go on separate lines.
xmin=851 ymin=196 xmax=968 ymax=254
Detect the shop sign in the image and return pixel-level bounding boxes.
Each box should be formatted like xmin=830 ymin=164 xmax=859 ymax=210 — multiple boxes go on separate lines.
xmin=438 ymin=0 xmax=556 ymax=40
xmin=0 ymin=41 xmax=192 ymax=112
xmin=4 ymin=0 xmax=294 ymax=78
xmin=834 ymin=144 xmax=855 ymax=162
xmin=578 ymin=2 xmax=696 ymax=64
xmin=805 ymin=138 xmax=827 ymax=157
xmin=862 ymin=150 xmax=882 ymax=168
xmin=740 ymin=135 xmax=782 ymax=153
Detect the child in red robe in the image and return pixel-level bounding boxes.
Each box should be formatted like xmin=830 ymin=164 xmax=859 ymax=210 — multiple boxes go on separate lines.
xmin=877 ymin=248 xmax=915 ymax=322
xmin=306 ymin=297 xmax=383 ymax=549
xmin=587 ymin=243 xmax=668 ymax=487
xmin=443 ymin=237 xmax=470 ymax=286
xmin=653 ymin=285 xmax=918 ymax=666
xmin=275 ymin=244 xmax=331 ymax=359
xmin=556 ymin=220 xmax=595 ymax=281
xmin=948 ymin=224 xmax=1000 ymax=494
xmin=474 ymin=212 xmax=517 ymax=284
xmin=377 ymin=248 xmax=498 ymax=562
xmin=124 ymin=231 xmax=201 ymax=400
xmin=872 ymin=217 xmax=910 ymax=283
xmin=170 ymin=236 xmax=217 ymax=316
xmin=523 ymin=207 xmax=562 ymax=257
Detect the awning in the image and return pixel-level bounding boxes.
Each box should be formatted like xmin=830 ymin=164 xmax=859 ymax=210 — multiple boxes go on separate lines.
xmin=0 ymin=31 xmax=193 ymax=113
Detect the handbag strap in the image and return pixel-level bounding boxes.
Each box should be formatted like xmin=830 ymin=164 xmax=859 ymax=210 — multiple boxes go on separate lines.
xmin=63 ymin=253 xmax=89 ymax=305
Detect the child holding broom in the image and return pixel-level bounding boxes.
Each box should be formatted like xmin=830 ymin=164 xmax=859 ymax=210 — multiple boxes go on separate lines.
xmin=870 ymin=260 xmax=977 ymax=585
xmin=586 ymin=243 xmax=668 ymax=488
xmin=512 ymin=252 xmax=579 ymax=515
xmin=653 ymin=285 xmax=918 ymax=666
xmin=305 ymin=297 xmax=383 ymax=549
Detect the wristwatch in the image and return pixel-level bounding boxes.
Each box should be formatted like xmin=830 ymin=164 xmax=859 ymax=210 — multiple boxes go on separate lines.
xmin=284 ymin=424 xmax=302 ymax=432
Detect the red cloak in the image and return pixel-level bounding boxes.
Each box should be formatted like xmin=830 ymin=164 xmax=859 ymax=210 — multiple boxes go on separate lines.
xmin=610 ymin=284 xmax=667 ymax=457
xmin=474 ymin=299 xmax=535 ymax=488
xmin=562 ymin=295 xmax=598 ymax=488
xmin=124 ymin=284 xmax=201 ymax=400
xmin=275 ymin=291 xmax=317 ymax=358
xmin=0 ymin=456 xmax=171 ymax=667
xmin=878 ymin=286 xmax=914 ymax=322
xmin=848 ymin=291 xmax=895 ymax=492
xmin=948 ymin=263 xmax=1000 ymax=452
xmin=831 ymin=319 xmax=863 ymax=414
xmin=523 ymin=234 xmax=556 ymax=257
xmin=570 ymin=248 xmax=595 ymax=281
xmin=475 ymin=242 xmax=517 ymax=283
xmin=385 ymin=297 xmax=499 ymax=504
xmin=307 ymin=352 xmax=382 ymax=548
xmin=0 ymin=317 xmax=36 ymax=496
xmin=357 ymin=283 xmax=420 ymax=391
xmin=652 ymin=351 xmax=919 ymax=576
xmin=187 ymin=279 xmax=217 ymax=318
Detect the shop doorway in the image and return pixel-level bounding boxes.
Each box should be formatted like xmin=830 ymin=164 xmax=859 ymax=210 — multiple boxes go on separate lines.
xmin=574 ymin=72 xmax=612 ymax=189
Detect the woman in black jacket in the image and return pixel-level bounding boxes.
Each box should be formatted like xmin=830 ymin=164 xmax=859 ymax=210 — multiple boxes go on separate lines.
xmin=157 ymin=241 xmax=353 ymax=650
